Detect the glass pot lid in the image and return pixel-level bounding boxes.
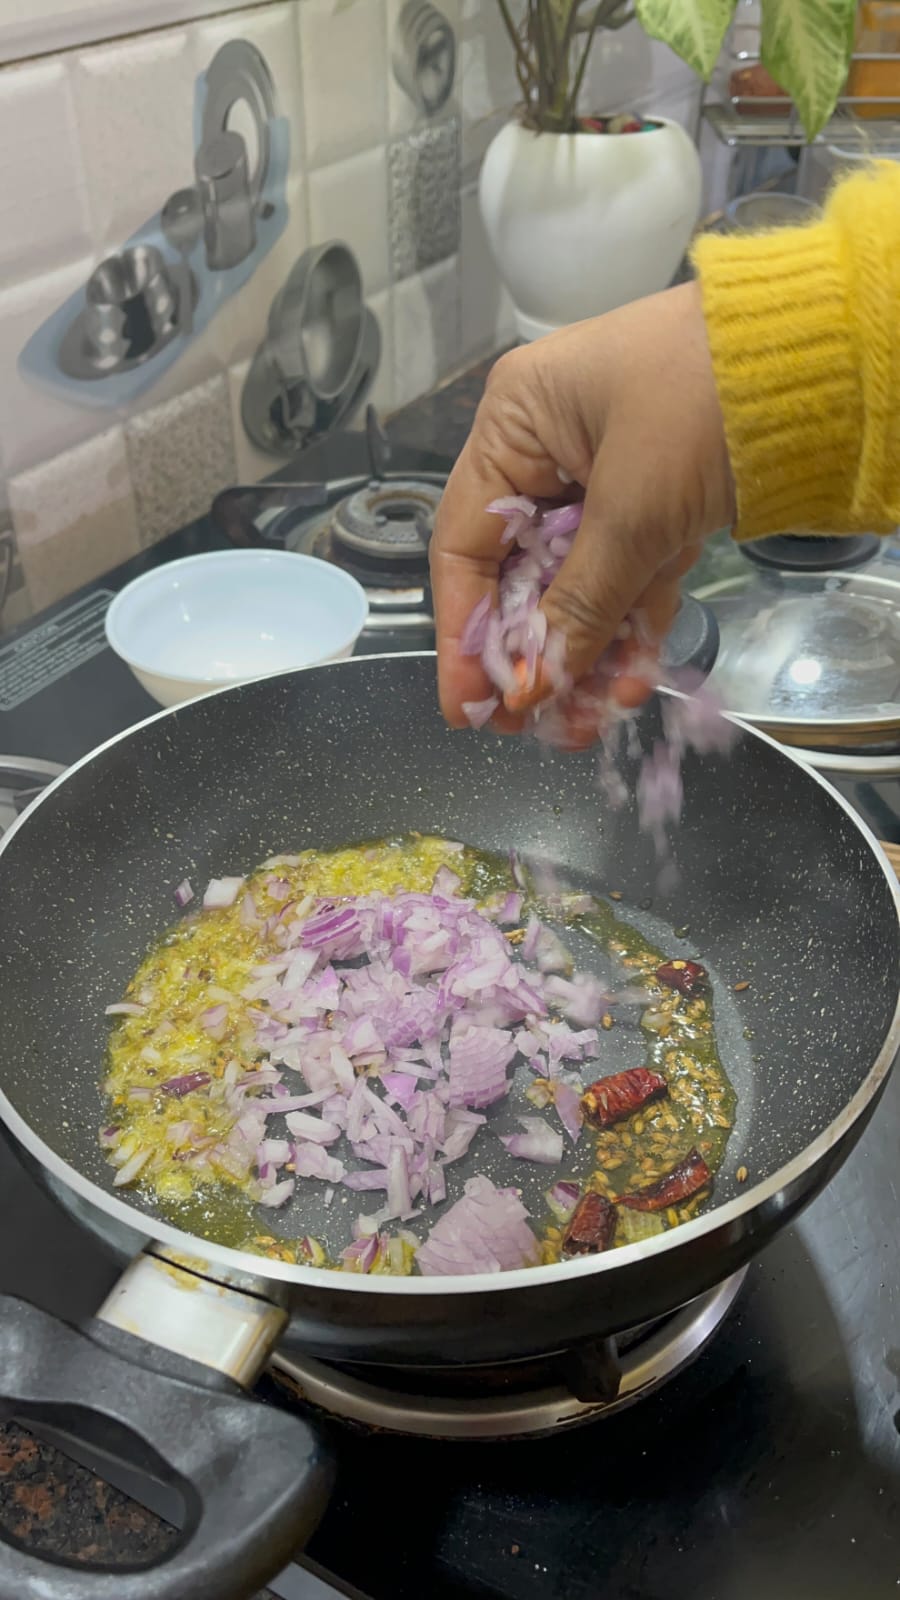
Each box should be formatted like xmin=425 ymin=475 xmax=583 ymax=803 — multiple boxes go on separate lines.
xmin=691 ymin=534 xmax=900 ymax=748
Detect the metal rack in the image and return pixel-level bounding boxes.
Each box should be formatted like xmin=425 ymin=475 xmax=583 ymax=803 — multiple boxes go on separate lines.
xmin=704 ymin=41 xmax=900 ymax=153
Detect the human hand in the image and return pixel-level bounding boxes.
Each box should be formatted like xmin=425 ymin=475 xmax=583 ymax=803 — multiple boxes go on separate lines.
xmin=430 ymin=282 xmax=735 ymax=732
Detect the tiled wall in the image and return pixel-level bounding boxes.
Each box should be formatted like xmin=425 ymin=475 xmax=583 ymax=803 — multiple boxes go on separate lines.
xmin=0 ymin=0 xmax=703 ymax=629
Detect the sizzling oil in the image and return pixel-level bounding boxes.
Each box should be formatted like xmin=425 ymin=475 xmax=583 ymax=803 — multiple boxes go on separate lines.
xmin=102 ymin=836 xmax=737 ymax=1264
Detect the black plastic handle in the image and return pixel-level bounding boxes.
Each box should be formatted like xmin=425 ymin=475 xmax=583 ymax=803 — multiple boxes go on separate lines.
xmin=741 ymin=533 xmax=880 ymax=572
xmin=0 ymin=1295 xmax=332 ymax=1600
xmin=659 ymin=596 xmax=719 ymax=680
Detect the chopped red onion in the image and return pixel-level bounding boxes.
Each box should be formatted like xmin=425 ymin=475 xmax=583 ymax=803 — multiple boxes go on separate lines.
xmin=105 ymin=1002 xmax=146 ymax=1018
xmin=500 ymin=1116 xmax=564 ymax=1165
xmin=203 ymin=876 xmax=245 ymax=910
xmin=174 ymin=878 xmax=194 ymax=908
xmin=461 ymin=696 xmax=500 ymax=729
xmin=291 ymin=1142 xmax=345 ymax=1183
xmin=553 ymin=1080 xmax=583 ymax=1145
xmin=546 ymin=1181 xmax=580 ymax=1223
xmin=258 ymin=1178 xmax=295 ymax=1208
xmin=417 ymin=1176 xmax=539 ymax=1276
xmin=285 ymin=1111 xmax=341 ymax=1145
xmin=161 ymin=1071 xmax=211 ymax=1097
xmin=386 ymin=1146 xmax=413 ymax=1219
xmin=448 ymin=1024 xmax=516 ymax=1109
xmin=461 ymin=497 xmax=739 ymax=845
xmin=341 ymin=1234 xmax=380 ymax=1273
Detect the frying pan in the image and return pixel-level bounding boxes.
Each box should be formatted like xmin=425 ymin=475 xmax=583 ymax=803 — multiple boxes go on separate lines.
xmin=0 ymin=652 xmax=897 ymax=1600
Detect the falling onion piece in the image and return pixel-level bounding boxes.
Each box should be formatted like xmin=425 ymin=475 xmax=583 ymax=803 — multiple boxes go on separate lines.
xmin=463 ymin=498 xmax=739 ymax=839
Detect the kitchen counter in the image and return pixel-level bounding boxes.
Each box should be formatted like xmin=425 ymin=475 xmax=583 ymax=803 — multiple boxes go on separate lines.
xmin=0 ymin=353 xmax=498 ymax=1594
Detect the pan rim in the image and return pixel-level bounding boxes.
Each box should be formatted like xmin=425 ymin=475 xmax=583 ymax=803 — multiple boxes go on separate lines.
xmin=0 ymin=651 xmax=898 ymax=1299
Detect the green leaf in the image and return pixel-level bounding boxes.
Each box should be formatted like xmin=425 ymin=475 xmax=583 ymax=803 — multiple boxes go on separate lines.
xmin=634 ymin=0 xmax=737 ymax=79
xmin=760 ymin=0 xmax=856 ymax=141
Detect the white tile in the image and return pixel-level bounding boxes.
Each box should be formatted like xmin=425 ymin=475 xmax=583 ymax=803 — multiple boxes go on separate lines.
xmin=299 ymin=0 xmax=389 ymax=167
xmin=363 ymin=287 xmax=394 ymax=418
xmin=308 ymin=148 xmax=390 ymax=296
xmin=193 ymin=2 xmax=307 ymax=175
xmin=393 ymin=254 xmax=460 ymax=407
xmin=8 ymin=426 xmax=140 ymax=611
xmin=208 ymin=174 xmax=310 ymax=368
xmin=387 ymin=0 xmax=461 ymax=137
xmin=460 ymin=183 xmax=512 ymax=358
xmin=227 ymin=357 xmax=281 ymax=482
xmin=458 ymin=0 xmax=520 ymax=182
xmin=72 ymin=30 xmax=197 ymax=250
xmin=0 ymin=59 xmax=92 ymax=290
xmin=0 ymin=259 xmax=108 ymax=477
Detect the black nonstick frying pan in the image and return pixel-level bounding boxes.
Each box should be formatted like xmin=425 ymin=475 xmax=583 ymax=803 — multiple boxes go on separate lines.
xmin=0 ymin=652 xmax=896 ymax=1600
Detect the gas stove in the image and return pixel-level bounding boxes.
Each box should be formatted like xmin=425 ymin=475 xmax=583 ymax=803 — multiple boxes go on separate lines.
xmin=209 ymin=408 xmax=443 ymax=633
xmin=0 ymin=420 xmax=899 ymax=1599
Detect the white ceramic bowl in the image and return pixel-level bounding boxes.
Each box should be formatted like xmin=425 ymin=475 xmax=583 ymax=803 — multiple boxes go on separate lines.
xmin=105 ymin=549 xmax=369 ymax=708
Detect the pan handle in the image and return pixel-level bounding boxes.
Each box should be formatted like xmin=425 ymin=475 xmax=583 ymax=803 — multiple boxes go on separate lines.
xmin=0 ymin=1294 xmax=332 ymax=1600
xmin=794 ymin=748 xmax=900 ymax=777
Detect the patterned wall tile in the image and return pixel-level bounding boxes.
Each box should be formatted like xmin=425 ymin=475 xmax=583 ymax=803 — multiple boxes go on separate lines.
xmin=7 ymin=427 xmax=140 ymax=613
xmin=298 ymin=0 xmax=389 ymax=167
xmin=308 ymin=148 xmax=390 ymax=297
xmin=125 ymin=373 xmax=237 ymax=547
xmin=0 ymin=58 xmax=92 ymax=291
xmin=393 ymin=253 xmax=460 ymax=408
xmin=388 ymin=115 xmax=461 ymax=280
xmin=388 ymin=0 xmax=461 ymax=137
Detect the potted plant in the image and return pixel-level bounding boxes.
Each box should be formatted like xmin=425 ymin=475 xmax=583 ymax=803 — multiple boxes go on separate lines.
xmin=480 ymin=0 xmax=857 ymax=339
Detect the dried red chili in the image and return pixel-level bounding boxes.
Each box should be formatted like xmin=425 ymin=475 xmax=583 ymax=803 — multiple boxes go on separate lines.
xmin=616 ymin=1148 xmax=712 ymax=1212
xmin=561 ymin=1192 xmax=618 ymax=1257
xmin=581 ymin=1066 xmax=668 ymax=1128
xmin=655 ymin=959 xmax=707 ymax=996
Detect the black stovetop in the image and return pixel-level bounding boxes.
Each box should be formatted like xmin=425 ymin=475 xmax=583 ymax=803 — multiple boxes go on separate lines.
xmin=1 ymin=431 xmax=898 ymax=1599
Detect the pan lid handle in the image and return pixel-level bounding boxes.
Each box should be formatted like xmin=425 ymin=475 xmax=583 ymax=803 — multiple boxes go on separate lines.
xmin=659 ymin=596 xmax=719 ymax=680
xmin=741 ymin=534 xmax=880 ymax=572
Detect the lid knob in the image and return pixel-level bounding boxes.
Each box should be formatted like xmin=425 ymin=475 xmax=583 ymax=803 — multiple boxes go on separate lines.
xmin=741 ymin=534 xmax=880 ymax=573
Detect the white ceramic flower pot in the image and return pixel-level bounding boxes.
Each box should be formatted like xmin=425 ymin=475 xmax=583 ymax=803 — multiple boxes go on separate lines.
xmin=478 ymin=117 xmax=702 ymax=341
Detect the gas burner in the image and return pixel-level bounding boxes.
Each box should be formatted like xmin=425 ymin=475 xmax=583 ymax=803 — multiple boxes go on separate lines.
xmin=268 ymin=1270 xmax=746 ymax=1441
xmin=331 ymin=479 xmax=441 ymax=562
xmin=210 ymin=405 xmax=447 ymax=628
xmin=284 ymin=473 xmax=445 ymax=617
xmin=0 ymin=756 xmax=64 ymax=841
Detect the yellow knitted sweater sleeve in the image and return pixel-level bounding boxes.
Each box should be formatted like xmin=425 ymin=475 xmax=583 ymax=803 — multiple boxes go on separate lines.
xmin=692 ymin=161 xmax=900 ymax=541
